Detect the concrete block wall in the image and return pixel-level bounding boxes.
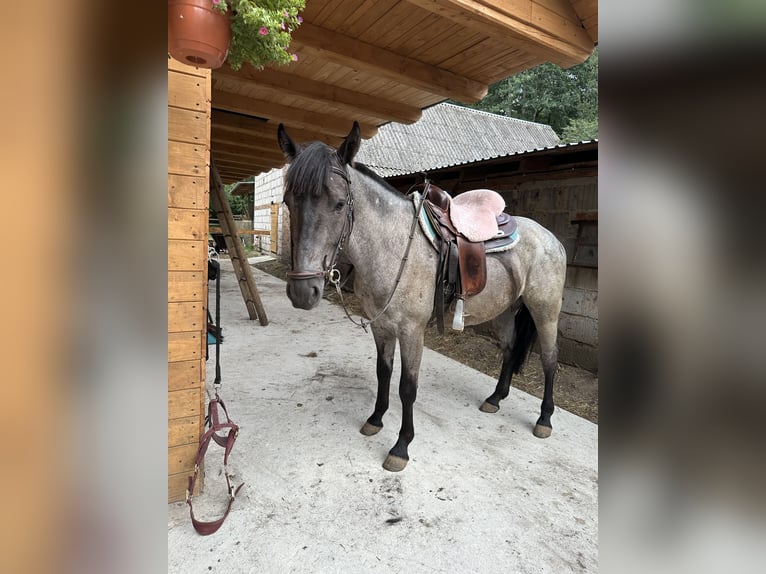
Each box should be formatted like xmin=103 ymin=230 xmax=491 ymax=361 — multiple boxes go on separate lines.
xmin=501 ymin=178 xmax=597 ymax=264
xmin=253 ymin=168 xmax=285 ymax=253
xmin=499 ymin=176 xmax=598 ymax=372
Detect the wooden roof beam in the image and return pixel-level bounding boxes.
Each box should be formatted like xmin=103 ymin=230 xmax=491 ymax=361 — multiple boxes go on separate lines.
xmin=406 ymin=0 xmax=594 ymax=67
xmin=213 ymin=158 xmax=280 ymax=175
xmin=214 ymin=65 xmax=423 ymax=125
xmin=212 ymin=111 xmax=345 ymax=147
xmin=210 ymin=125 xmax=343 ymax=153
xmin=211 ymin=130 xmax=283 ymax=154
xmin=212 ymin=88 xmax=378 ymax=139
xmin=218 ymin=168 xmax=262 ymax=178
xmin=212 ymin=157 xmax=279 ymax=171
xmin=290 ymin=23 xmax=488 ymax=103
xmin=211 ymin=145 xmax=286 ymax=164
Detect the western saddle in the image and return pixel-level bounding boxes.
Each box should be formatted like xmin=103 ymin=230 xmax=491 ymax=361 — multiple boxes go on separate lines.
xmin=421 ymin=183 xmax=518 ymax=333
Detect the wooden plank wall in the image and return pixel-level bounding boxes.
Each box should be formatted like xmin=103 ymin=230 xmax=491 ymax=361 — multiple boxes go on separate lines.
xmin=168 ymin=59 xmax=211 ymax=503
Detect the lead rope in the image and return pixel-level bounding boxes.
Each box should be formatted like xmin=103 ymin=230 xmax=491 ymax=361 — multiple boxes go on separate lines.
xmin=329 ymin=181 xmax=429 ymax=333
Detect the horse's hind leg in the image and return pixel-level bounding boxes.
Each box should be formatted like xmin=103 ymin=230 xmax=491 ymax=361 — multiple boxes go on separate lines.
xmin=360 ymin=327 xmax=395 ymax=436
xmin=480 ymin=347 xmax=515 ymax=413
xmin=531 ymin=318 xmax=559 ymax=439
xmin=480 ymin=304 xmax=529 ymax=414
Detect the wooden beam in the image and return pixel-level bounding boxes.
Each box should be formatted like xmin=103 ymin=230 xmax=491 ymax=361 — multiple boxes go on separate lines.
xmin=212 ymin=164 xmax=273 ymax=179
xmin=212 ymin=111 xmax=345 ymax=147
xmin=211 ymin=143 xmax=285 ymax=163
xmin=212 ymin=88 xmax=378 ymax=138
xmin=405 ymin=0 xmax=594 ymax=67
xmin=290 ymin=23 xmax=488 ymax=103
xmin=213 ymin=124 xmax=341 ymax=149
xmin=211 ymin=131 xmax=283 ymax=155
xmin=212 ymin=157 xmax=280 ymax=172
xmin=220 ymin=171 xmax=260 ymax=184
xmin=214 ymin=65 xmax=422 ymax=125
xmin=213 ymin=156 xmax=283 ymax=173
xmin=217 ymin=125 xmax=342 ymax=149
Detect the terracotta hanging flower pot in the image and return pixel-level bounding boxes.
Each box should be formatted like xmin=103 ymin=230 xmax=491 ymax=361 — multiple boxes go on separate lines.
xmin=168 ymin=0 xmax=231 ymax=69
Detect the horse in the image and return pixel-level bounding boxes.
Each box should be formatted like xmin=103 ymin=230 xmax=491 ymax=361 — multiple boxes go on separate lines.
xmin=277 ymin=122 xmax=567 ymax=472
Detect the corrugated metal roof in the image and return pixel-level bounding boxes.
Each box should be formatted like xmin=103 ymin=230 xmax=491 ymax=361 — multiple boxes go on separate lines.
xmin=355 ymin=103 xmax=561 ymax=177
xmin=384 ymin=139 xmax=598 ymax=178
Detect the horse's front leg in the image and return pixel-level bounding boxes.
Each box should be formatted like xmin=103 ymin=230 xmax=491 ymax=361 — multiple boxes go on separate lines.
xmin=383 ymin=330 xmax=425 ymax=472
xmin=360 ymin=327 xmax=395 ymax=436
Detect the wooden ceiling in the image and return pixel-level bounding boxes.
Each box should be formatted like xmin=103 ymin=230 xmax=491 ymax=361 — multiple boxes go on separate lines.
xmin=211 ymin=0 xmax=598 ymax=184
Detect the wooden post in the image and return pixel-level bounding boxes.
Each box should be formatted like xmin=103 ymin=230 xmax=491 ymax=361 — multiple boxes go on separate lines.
xmin=210 ymin=162 xmax=269 ymax=325
xmin=270 ymin=203 xmax=279 ymax=254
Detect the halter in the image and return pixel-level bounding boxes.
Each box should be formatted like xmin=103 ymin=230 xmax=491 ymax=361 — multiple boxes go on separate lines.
xmin=285 ymin=164 xmax=354 ymax=282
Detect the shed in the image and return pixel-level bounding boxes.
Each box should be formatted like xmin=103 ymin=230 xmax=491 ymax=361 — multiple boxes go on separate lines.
xmin=168 ymin=0 xmax=598 ymax=502
xmin=386 ymin=140 xmax=599 ymax=372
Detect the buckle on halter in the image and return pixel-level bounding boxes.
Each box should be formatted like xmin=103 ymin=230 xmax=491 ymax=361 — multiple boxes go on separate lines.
xmin=328 ymin=267 xmax=341 ymax=285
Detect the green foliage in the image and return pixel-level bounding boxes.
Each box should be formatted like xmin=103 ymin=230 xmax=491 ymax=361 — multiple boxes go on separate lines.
xmin=225 ymin=183 xmax=249 ymax=216
xmin=212 ymin=0 xmax=306 ymax=70
xmin=560 ymin=117 xmax=598 ymax=142
xmin=209 ymin=183 xmax=249 ymax=218
xmin=461 ymin=48 xmax=598 ymax=143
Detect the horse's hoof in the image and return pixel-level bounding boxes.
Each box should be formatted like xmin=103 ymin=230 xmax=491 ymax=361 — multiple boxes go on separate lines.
xmin=533 ymin=424 xmax=552 ymax=438
xmin=479 ymin=401 xmax=499 ymax=413
xmin=360 ymin=421 xmax=383 ymax=436
xmin=382 ymin=454 xmax=408 ymax=472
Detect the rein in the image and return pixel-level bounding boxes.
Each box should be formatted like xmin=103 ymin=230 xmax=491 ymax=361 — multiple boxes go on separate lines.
xmin=331 ymin=184 xmax=427 ymax=333
xmin=287 ymin=165 xmax=428 ymax=333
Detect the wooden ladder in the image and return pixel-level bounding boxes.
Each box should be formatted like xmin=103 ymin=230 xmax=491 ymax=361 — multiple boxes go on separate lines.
xmin=210 ymin=162 xmax=269 ymax=326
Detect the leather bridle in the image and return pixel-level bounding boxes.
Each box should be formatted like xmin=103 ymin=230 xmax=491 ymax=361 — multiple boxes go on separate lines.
xmin=287 ymin=166 xmax=428 ymax=333
xmin=285 ymin=164 xmax=354 ymax=283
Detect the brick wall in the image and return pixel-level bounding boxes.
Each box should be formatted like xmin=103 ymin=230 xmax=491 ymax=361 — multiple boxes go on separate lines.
xmin=253 ymin=168 xmax=285 ymax=253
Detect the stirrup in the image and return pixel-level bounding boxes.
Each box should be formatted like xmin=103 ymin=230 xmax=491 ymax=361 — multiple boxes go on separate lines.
xmin=452 ymin=298 xmax=465 ymax=331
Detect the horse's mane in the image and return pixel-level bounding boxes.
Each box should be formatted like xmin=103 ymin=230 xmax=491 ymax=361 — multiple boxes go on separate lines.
xmin=285 ymin=140 xmax=405 ymax=199
xmin=284 ymin=141 xmax=342 ymax=199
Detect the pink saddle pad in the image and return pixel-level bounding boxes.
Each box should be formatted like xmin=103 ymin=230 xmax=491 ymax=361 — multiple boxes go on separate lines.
xmin=450 ymin=189 xmax=506 ymax=242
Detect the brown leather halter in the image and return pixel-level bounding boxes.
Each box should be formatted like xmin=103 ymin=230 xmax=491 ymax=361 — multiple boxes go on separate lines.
xmin=285 ymin=164 xmax=354 ymax=283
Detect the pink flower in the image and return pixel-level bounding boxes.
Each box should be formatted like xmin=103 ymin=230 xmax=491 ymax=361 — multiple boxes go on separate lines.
xmin=280 ymin=22 xmax=286 ymax=30
xmin=212 ymin=0 xmax=221 ymax=5
xmin=291 ymin=53 xmax=298 ymax=61
xmin=297 ymin=16 xmax=303 ymax=23
xmin=259 ymin=27 xmax=268 ymax=36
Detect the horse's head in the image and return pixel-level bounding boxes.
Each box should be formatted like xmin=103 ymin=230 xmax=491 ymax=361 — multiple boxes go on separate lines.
xmin=278 ymin=122 xmax=361 ymax=310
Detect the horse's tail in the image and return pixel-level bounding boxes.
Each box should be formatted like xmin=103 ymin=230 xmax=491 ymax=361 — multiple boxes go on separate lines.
xmin=510 ymin=304 xmax=537 ymax=374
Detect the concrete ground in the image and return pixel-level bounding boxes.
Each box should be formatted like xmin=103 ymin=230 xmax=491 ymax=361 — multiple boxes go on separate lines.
xmin=168 ymin=259 xmax=598 ymax=573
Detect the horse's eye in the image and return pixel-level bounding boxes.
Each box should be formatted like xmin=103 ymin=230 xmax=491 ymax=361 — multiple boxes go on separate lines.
xmin=334 ymin=200 xmax=346 ymax=212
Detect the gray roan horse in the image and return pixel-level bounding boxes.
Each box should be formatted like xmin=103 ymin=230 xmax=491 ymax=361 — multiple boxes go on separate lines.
xmin=278 ymin=122 xmax=567 ymax=472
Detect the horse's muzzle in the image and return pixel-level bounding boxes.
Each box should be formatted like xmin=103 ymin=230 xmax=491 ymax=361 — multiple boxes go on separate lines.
xmin=286 ymin=277 xmax=324 ymax=310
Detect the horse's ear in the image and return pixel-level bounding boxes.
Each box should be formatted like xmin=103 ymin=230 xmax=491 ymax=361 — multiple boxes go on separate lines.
xmin=337 ymin=121 xmax=361 ymax=166
xmin=277 ymin=123 xmax=298 ymax=162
